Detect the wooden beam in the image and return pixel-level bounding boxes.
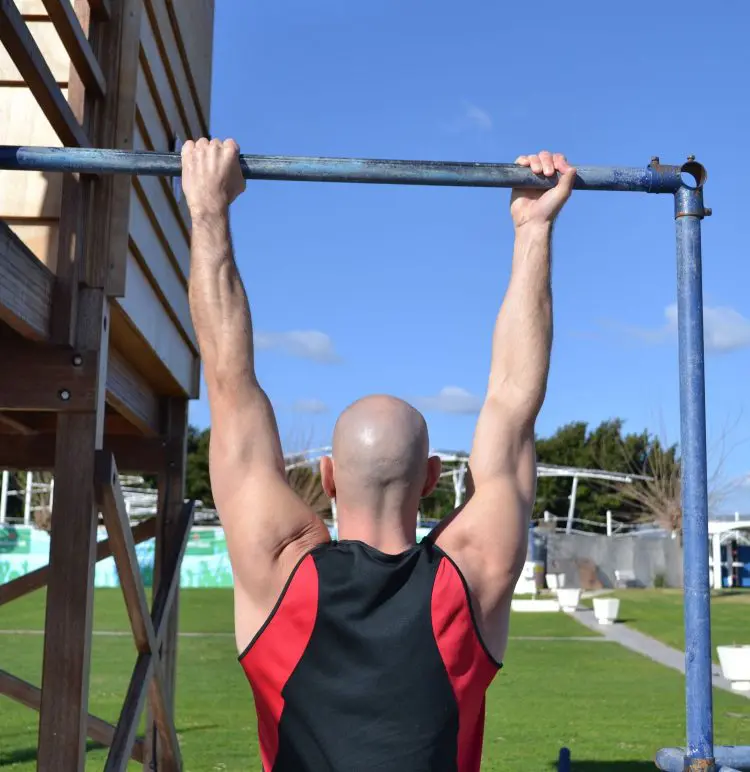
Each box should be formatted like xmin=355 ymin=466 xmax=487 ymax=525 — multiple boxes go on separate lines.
xmin=0 ymin=221 xmax=53 ymax=341
xmin=106 ymin=348 xmax=161 ymax=436
xmin=0 ymin=342 xmax=99 ymax=412
xmin=144 ymin=399 xmax=189 ymax=772
xmin=0 ymin=669 xmax=145 ymax=764
xmin=0 ymin=517 xmax=156 ymax=608
xmin=88 ymin=0 xmax=111 ymax=22
xmin=37 ymin=412 xmax=100 ymax=771
xmin=0 ymin=412 xmax=36 ymax=435
xmin=95 ymin=453 xmax=185 ymax=771
xmin=41 ymin=0 xmax=106 ymax=98
xmin=0 ymin=0 xmax=89 ymax=147
xmin=0 ymin=433 xmax=181 ymax=473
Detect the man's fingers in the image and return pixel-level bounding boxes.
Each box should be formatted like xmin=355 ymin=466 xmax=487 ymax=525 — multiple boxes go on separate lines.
xmin=553 ymin=152 xmax=571 ymax=174
xmin=528 ymin=154 xmax=543 ymax=174
xmin=538 ymin=150 xmax=555 ymax=176
xmin=515 ymin=155 xmax=530 ymax=166
xmin=223 ymin=138 xmax=240 ymax=154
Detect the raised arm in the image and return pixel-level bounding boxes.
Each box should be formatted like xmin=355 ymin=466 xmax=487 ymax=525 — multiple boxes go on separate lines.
xmin=435 ymin=151 xmax=575 ymax=659
xmin=181 ymin=139 xmax=329 ymax=649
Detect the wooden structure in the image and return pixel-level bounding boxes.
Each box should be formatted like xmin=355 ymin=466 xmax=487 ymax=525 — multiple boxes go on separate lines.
xmin=0 ymin=0 xmax=215 ymax=768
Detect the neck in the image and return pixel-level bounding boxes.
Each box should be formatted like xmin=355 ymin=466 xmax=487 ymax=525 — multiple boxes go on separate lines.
xmin=335 ymin=504 xmax=417 ymax=554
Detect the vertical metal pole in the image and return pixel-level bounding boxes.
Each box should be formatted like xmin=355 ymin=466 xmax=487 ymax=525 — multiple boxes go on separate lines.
xmin=0 ymin=470 xmax=8 ymax=524
xmin=565 ymin=476 xmax=578 ymax=534
xmin=674 ymin=183 xmax=714 ymax=770
xmin=24 ymin=471 xmax=33 ymax=526
xmin=606 ymin=510 xmax=613 ymax=537
xmin=453 ymin=463 xmax=467 ymax=508
xmin=711 ymin=534 xmax=722 ymax=591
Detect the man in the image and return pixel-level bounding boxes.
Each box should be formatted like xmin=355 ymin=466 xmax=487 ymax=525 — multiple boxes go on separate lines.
xmin=181 ymin=140 xmax=575 ymax=771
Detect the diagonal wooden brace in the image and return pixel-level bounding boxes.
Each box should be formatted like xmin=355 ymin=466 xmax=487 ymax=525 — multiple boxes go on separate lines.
xmin=0 ymin=669 xmax=145 ymax=763
xmin=95 ymin=452 xmax=193 ymax=772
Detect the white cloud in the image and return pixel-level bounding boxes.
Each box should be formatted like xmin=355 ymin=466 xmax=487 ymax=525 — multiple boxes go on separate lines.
xmin=464 ymin=103 xmax=493 ymax=131
xmin=416 ymin=386 xmax=483 ymax=415
xmin=254 ymin=330 xmax=341 ymax=363
xmin=443 ymin=102 xmax=493 ymax=134
xmin=292 ymin=398 xmax=329 ymax=414
xmin=628 ymin=303 xmax=750 ymax=354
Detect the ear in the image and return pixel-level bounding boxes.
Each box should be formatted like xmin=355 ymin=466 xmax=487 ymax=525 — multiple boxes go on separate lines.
xmin=320 ymin=456 xmax=336 ymax=499
xmin=421 ymin=455 xmax=442 ymax=498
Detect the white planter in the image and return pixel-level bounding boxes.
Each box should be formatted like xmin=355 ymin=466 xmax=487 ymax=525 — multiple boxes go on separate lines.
xmin=717 ymin=645 xmax=750 ymax=691
xmin=546 ymin=573 xmax=566 ymax=590
xmin=593 ymin=597 xmax=620 ymax=625
xmin=556 ymin=588 xmax=581 ymax=613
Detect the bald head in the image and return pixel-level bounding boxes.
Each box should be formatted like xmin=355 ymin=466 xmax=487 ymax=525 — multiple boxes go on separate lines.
xmin=329 ymin=395 xmax=433 ymax=510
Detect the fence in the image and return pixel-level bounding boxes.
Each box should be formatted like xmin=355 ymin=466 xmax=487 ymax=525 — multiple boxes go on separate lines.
xmin=544 ymin=531 xmax=683 ymax=589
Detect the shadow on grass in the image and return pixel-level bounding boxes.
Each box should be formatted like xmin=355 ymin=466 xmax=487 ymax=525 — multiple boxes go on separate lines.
xmin=0 ymin=724 xmax=220 ymax=767
xmin=575 ymin=764 xmax=656 ymax=770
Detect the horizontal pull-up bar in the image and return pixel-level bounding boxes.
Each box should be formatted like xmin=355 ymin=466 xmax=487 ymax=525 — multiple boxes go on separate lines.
xmin=0 ymin=146 xmax=701 ymax=194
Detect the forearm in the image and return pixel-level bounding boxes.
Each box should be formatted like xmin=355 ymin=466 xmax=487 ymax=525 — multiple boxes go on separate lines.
xmin=487 ymin=222 xmax=553 ymax=419
xmin=188 ymin=212 xmax=256 ymax=387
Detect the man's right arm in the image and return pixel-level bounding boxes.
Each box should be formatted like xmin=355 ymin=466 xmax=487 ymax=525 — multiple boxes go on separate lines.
xmin=435 ymin=151 xmax=575 ymax=659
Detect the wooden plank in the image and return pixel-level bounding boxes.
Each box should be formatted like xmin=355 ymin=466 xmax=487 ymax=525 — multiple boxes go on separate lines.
xmin=0 ymin=0 xmax=89 ymax=146
xmin=0 ymin=87 xmax=66 ymax=223
xmin=37 ymin=412 xmax=100 ymax=771
xmin=164 ymin=0 xmax=214 ymax=130
xmin=0 ymin=669 xmax=145 ymax=763
xmin=129 ymin=189 xmax=195 ymax=346
xmin=87 ymin=0 xmax=110 ymax=22
xmin=118 ymin=251 xmax=196 ymax=395
xmin=0 ymin=412 xmax=36 ymax=434
xmin=0 ymin=341 xmax=99 ymax=411
xmin=40 ymin=0 xmax=106 ymax=98
xmin=102 ymin=0 xmax=143 ymax=297
xmin=143 ymin=400 xmax=189 ymax=771
xmin=0 ymin=20 xmax=69 ymax=83
xmin=106 ymin=346 xmax=161 ymax=436
xmin=134 ymin=95 xmax=191 ymax=232
xmin=0 ymin=220 xmax=53 ymax=340
xmin=0 ymin=517 xmax=156 ymax=607
xmin=95 ymin=453 xmax=155 ymax=652
xmin=95 ymin=453 xmax=182 ymax=771
xmin=50 ymin=0 xmax=92 ymax=346
xmin=3 ymin=220 xmax=59 ymax=272
xmin=142 ymin=0 xmax=205 ymax=137
xmin=109 ymin=302 xmax=187 ymax=398
xmin=130 ymin=134 xmax=190 ymax=277
xmin=138 ymin=15 xmax=190 ymax=142
xmin=0 ymin=433 xmax=181 ymax=472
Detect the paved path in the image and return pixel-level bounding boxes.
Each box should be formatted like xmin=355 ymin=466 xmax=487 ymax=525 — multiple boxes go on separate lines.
xmin=573 ymin=608 xmax=749 ymax=699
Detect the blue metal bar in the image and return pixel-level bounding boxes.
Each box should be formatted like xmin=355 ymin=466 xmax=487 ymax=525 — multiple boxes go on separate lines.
xmin=0 ymin=145 xmax=686 ymax=193
xmin=675 ymin=185 xmax=714 ymax=771
xmin=656 ymin=746 xmax=750 ymax=771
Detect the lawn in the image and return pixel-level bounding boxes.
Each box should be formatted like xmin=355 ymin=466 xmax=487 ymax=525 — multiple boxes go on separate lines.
xmin=584 ymin=589 xmax=750 ymax=662
xmin=1 ymin=589 xmax=749 ymax=770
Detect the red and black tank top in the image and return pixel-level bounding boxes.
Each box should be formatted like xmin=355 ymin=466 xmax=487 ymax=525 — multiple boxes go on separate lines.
xmin=239 ymin=538 xmax=501 ymax=772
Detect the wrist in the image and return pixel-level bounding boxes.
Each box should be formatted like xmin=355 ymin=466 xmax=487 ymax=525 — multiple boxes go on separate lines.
xmin=189 ymin=207 xmax=230 ymax=227
xmin=514 ymin=220 xmax=552 ymax=240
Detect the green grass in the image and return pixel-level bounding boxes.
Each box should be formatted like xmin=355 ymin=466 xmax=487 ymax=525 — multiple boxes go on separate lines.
xmin=584 ymin=589 xmax=750 ymax=662
xmin=1 ymin=589 xmax=749 ymax=770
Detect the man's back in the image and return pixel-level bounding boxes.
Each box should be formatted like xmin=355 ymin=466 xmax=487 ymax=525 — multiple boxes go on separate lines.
xmin=239 ymin=539 xmax=500 ymax=772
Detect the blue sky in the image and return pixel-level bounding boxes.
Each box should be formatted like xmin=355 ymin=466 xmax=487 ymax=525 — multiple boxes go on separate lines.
xmin=189 ymin=0 xmax=750 ymax=510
